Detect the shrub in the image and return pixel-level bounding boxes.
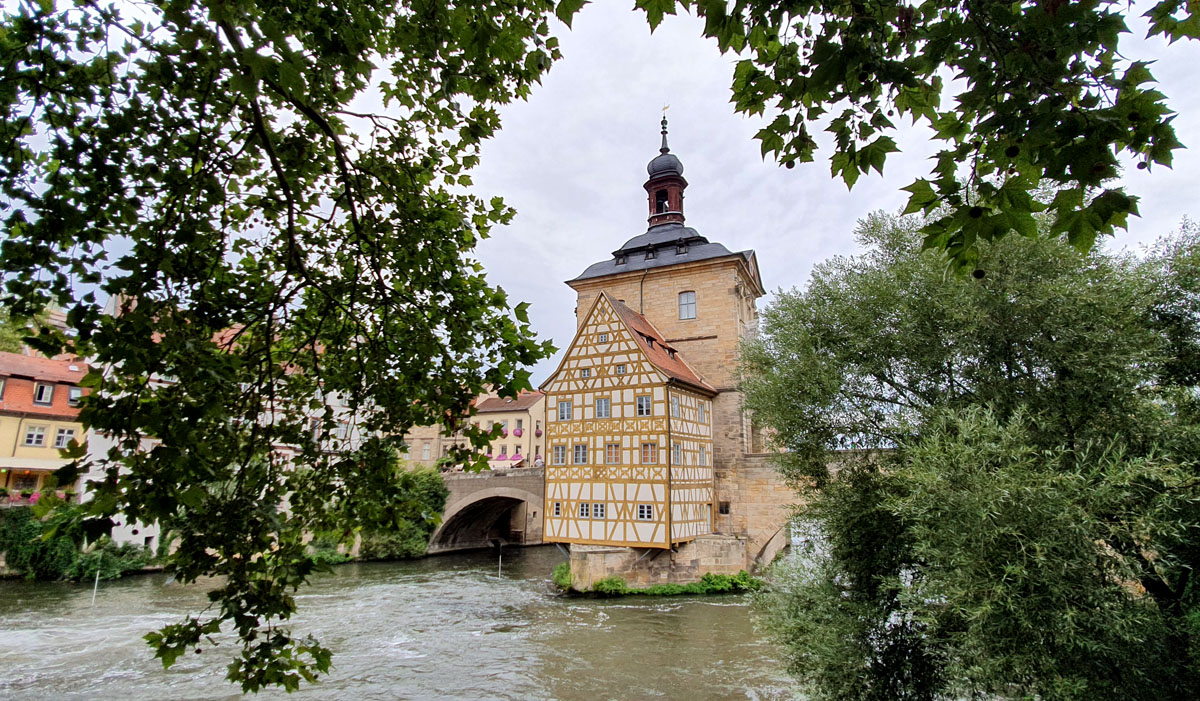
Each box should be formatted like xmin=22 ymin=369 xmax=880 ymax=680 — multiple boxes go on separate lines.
xmin=69 ymin=538 xmax=154 ymax=581
xmin=590 ymin=570 xmax=764 ymax=597
xmin=552 ymin=562 xmax=573 ymax=590
xmin=357 ymin=467 xmax=448 ymax=561
xmin=591 ymin=576 xmax=630 ymax=596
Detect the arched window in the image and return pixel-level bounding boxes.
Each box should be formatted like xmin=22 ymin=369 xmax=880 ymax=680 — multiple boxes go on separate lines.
xmin=678 ymin=290 xmax=696 ymax=319
xmin=655 ymin=189 xmax=669 ymax=213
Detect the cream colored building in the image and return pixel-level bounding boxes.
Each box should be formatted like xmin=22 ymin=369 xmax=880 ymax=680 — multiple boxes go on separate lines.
xmin=402 ymin=390 xmax=546 ymax=470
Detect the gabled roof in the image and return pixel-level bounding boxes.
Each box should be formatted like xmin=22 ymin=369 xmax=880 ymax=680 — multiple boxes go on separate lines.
xmin=0 ymin=351 xmax=88 ymax=384
xmin=604 ymin=293 xmax=716 ymax=396
xmin=475 ymin=390 xmax=544 ymax=413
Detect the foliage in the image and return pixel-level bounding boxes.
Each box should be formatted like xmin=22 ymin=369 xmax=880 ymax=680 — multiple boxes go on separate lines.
xmin=69 ymin=537 xmax=155 ymax=581
xmin=632 ymin=0 xmax=1197 ymax=269
xmin=0 ymin=504 xmax=153 ymax=581
xmin=588 ymin=570 xmax=763 ymax=597
xmin=306 ymin=533 xmax=350 ymax=567
xmin=744 ymin=214 xmax=1200 ymax=698
xmin=1 ymin=0 xmax=554 ymax=690
xmin=552 ymin=561 xmax=573 ymax=590
xmin=357 ymin=467 xmax=448 ymax=561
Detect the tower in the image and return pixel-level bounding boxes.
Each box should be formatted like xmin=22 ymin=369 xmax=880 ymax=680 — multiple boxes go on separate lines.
xmin=541 ymin=120 xmax=769 ymax=579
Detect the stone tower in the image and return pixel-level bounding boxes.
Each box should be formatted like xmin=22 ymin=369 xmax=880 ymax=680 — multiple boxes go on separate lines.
xmin=549 ymin=118 xmax=793 ymax=591
xmin=566 ymin=118 xmax=765 ymax=477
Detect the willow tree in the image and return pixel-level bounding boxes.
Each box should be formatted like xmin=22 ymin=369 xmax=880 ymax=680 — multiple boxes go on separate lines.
xmin=743 ymin=216 xmax=1200 ymax=698
xmin=2 ymin=0 xmax=1198 ymax=692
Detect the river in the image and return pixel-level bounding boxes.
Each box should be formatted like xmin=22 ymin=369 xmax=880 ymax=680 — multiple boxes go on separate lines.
xmin=0 ymin=546 xmax=794 ymax=699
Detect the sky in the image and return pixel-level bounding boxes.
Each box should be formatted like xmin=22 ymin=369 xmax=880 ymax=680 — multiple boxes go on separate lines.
xmin=466 ymin=2 xmax=1200 ymax=385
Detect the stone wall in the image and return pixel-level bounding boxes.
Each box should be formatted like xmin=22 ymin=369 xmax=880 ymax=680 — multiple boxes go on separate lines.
xmin=567 ymin=534 xmax=749 ymax=590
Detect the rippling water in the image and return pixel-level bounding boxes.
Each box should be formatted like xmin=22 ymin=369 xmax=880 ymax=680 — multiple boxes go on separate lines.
xmin=0 ymin=546 xmax=793 ymax=699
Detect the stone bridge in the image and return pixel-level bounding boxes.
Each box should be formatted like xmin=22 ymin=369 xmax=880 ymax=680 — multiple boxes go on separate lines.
xmin=427 ymin=467 xmax=544 ymax=554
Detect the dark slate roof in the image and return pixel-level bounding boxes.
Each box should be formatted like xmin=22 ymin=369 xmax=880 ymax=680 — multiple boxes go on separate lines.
xmin=647 ymin=152 xmax=683 ymax=177
xmin=569 ymin=222 xmax=753 ymax=283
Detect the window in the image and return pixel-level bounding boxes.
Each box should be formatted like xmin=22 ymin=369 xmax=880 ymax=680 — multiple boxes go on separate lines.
xmin=0 ymin=378 xmax=5 ymax=399
xmin=616 ymin=255 xmax=627 ymax=265
xmin=499 ymin=444 xmax=507 ymax=455
xmin=595 ymin=397 xmax=610 ymax=419
xmin=514 ymin=445 xmax=521 ymax=454
xmin=641 ymin=442 xmax=657 ymax=464
xmin=33 ymin=383 xmax=53 ymax=405
xmin=422 ymin=442 xmax=431 ymax=460
xmin=655 ymin=189 xmax=669 ymax=213
xmin=636 ymin=395 xmax=652 ymax=416
xmin=698 ymin=402 xmax=706 ymax=424
xmin=579 ymin=502 xmax=590 ymax=519
xmin=671 ymin=395 xmax=680 ymax=417
xmin=637 ymin=504 xmax=653 ymax=521
xmin=719 ymin=501 xmax=731 ymax=515
xmin=678 ymin=291 xmax=697 ymax=320
xmin=516 ymin=419 xmax=523 ymax=430
xmin=598 ymin=333 xmax=608 ymax=343
xmin=581 ymin=367 xmax=591 ymax=378
xmin=54 ymin=428 xmax=76 ymax=449
xmin=645 ymin=249 xmax=656 ymax=261
xmin=67 ymin=387 xmax=83 ymax=407
xmin=615 ymin=364 xmax=626 ymax=375
xmin=593 ymin=503 xmax=606 ymax=519
xmin=557 ymin=400 xmax=572 ymax=421
xmin=553 ymin=445 xmax=567 ymax=465
xmin=699 ymin=446 xmax=707 ymax=466
xmin=24 ymin=425 xmax=46 ymax=447
xmin=606 ymin=443 xmax=620 ymax=464
xmin=573 ymin=444 xmax=588 ymax=464
xmin=553 ymin=502 xmax=562 ymax=517
xmin=488 ymin=420 xmax=495 ymax=429
xmin=673 ymin=442 xmax=682 ymax=465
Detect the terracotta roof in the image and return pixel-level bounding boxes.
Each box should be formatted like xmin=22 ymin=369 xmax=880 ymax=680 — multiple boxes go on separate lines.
xmin=475 ymin=390 xmax=545 ymax=413
xmin=605 ymin=293 xmax=716 ymax=396
xmin=0 ymin=351 xmax=89 ymax=383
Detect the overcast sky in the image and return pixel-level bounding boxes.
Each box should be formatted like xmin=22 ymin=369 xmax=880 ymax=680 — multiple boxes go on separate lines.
xmin=466 ymin=2 xmax=1200 ymax=385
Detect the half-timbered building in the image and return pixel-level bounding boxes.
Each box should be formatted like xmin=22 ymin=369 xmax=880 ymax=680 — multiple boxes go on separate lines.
xmin=541 ymin=292 xmax=715 ymax=548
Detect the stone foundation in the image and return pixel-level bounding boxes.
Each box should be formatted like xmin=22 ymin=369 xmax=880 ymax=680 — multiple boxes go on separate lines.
xmin=566 ymin=534 xmax=748 ymax=591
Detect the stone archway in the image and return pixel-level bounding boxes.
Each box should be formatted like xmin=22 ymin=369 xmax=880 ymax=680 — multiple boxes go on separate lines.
xmin=427 ymin=484 xmax=544 ymax=554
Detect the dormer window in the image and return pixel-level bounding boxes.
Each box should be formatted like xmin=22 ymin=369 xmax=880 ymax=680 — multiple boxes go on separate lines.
xmin=676 ymin=243 xmax=688 ymax=255
xmin=645 ymin=249 xmax=656 ymax=261
xmin=655 ymin=189 xmax=669 ymax=213
xmin=616 ymin=255 xmax=627 ymax=265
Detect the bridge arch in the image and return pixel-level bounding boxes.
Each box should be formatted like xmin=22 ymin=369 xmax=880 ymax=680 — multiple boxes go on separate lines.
xmin=428 ymin=483 xmax=543 ymax=554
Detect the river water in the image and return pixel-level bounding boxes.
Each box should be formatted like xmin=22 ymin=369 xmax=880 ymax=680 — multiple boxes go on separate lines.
xmin=0 ymin=546 xmax=794 ymax=699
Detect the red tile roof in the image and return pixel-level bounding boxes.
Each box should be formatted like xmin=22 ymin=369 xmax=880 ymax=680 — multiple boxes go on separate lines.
xmin=475 ymin=390 xmax=545 ymax=413
xmin=605 ymin=293 xmax=716 ymax=396
xmin=0 ymin=351 xmax=89 ymax=384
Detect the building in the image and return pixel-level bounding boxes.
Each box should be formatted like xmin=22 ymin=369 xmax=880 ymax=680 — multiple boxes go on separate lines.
xmin=0 ymin=351 xmax=89 ymax=501
xmin=541 ymin=291 xmax=716 ymax=547
xmin=542 ymin=119 xmax=788 ymax=587
xmin=472 ymin=391 xmax=546 ymax=468
xmin=401 ymin=390 xmax=546 ymax=470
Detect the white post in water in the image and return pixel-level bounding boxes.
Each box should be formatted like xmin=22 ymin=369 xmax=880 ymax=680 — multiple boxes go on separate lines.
xmin=497 ymin=550 xmax=502 ymax=578
xmin=90 ymin=568 xmax=100 ymax=606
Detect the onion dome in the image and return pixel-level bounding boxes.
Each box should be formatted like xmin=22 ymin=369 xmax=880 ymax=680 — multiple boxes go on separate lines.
xmin=647 ymin=116 xmax=684 ymax=176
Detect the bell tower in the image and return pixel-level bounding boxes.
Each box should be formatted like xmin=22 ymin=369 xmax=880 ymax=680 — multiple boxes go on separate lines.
xmin=644 ymin=117 xmax=687 ymax=227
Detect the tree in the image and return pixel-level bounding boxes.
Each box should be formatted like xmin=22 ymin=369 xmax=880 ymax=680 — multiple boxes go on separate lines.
xmin=2 ymin=0 xmax=556 ymax=691
xmin=743 ymin=215 xmax=1200 ymax=698
xmin=3 ymin=0 xmax=1198 ymax=692
xmin=639 ymin=0 xmax=1197 ymax=270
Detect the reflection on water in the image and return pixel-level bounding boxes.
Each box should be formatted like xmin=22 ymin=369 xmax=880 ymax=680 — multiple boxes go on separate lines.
xmin=0 ymin=546 xmax=793 ymax=700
